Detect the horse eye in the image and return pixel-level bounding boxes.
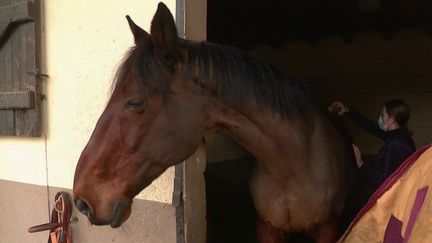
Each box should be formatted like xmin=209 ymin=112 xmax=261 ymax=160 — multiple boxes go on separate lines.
xmin=125 ymin=98 xmax=144 ymax=110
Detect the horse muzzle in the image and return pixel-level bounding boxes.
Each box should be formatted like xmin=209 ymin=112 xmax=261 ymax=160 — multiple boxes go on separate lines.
xmin=74 ymin=197 xmax=131 ymax=228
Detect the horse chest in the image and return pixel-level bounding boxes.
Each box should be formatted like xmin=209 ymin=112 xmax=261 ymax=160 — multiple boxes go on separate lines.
xmin=249 ymin=170 xmax=333 ymax=232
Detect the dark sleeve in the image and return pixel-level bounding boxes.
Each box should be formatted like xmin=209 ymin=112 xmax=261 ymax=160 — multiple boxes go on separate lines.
xmin=359 ymin=156 xmax=384 ymax=188
xmin=345 ymin=110 xmax=387 ymax=140
xmin=382 ymin=143 xmax=412 ymax=179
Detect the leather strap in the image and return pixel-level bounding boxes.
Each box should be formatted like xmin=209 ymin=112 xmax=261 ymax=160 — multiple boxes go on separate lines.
xmin=28 ymin=223 xmax=61 ymax=233
xmin=28 ymin=191 xmax=73 ymax=243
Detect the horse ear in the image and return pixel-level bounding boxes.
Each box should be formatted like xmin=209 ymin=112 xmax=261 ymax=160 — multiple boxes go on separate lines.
xmin=126 ymin=15 xmax=150 ymax=44
xmin=150 ymin=2 xmax=178 ymax=57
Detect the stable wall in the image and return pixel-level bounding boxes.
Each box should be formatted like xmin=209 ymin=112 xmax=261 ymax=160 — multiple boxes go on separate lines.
xmin=253 ymin=29 xmax=432 ymax=153
xmin=0 ymin=1 xmax=177 ymax=242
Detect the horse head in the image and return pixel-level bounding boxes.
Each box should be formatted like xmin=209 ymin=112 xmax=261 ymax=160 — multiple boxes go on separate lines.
xmin=73 ymin=3 xmax=208 ymax=227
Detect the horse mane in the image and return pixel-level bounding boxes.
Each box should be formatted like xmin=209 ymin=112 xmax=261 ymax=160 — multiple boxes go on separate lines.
xmin=112 ymin=39 xmax=314 ymax=119
xmin=183 ymin=41 xmax=314 ymax=119
xmin=111 ymin=42 xmax=172 ymax=98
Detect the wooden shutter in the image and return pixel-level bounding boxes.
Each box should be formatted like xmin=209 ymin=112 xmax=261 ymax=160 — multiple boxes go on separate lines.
xmin=0 ymin=0 xmax=41 ymax=136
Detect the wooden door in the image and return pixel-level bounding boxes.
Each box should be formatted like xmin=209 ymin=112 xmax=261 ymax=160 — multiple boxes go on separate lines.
xmin=0 ymin=0 xmax=42 ymax=136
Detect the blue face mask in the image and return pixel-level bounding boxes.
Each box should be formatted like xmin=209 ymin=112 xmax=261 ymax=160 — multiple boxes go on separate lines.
xmin=378 ymin=116 xmax=388 ymax=131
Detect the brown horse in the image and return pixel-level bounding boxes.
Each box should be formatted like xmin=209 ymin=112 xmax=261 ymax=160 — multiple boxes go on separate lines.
xmin=73 ymin=3 xmax=355 ymax=242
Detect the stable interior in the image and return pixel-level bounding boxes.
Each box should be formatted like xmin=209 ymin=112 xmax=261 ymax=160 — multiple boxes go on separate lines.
xmin=205 ymin=1 xmax=432 ymax=242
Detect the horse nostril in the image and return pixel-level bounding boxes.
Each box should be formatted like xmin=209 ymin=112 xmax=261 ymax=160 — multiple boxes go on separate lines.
xmin=75 ymin=197 xmax=91 ymax=216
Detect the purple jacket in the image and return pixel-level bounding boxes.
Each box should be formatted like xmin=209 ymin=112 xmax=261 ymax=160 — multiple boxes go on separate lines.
xmin=346 ymin=110 xmax=416 ymax=189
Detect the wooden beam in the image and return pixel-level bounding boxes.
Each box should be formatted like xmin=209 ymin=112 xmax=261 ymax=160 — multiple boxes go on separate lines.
xmin=0 ymin=91 xmax=35 ymax=109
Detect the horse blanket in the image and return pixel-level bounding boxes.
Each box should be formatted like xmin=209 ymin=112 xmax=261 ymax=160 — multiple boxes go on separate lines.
xmin=340 ymin=144 xmax=432 ymax=243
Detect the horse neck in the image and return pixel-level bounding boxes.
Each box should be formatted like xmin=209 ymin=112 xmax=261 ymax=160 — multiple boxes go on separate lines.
xmin=184 ymin=41 xmax=322 ymax=169
xmin=206 ymin=100 xmax=317 ymax=171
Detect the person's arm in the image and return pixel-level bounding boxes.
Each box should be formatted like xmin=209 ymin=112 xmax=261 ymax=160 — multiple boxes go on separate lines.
xmin=345 ymin=109 xmax=387 ymax=140
xmin=328 ymin=102 xmax=386 ymax=140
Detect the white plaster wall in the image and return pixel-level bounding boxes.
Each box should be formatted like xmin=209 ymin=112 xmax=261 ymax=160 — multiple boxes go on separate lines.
xmin=0 ymin=137 xmax=46 ymax=186
xmin=0 ymin=0 xmax=176 ymax=204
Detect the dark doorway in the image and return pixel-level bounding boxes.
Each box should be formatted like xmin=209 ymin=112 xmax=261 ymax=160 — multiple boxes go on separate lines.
xmin=205 ymin=157 xmax=257 ymax=243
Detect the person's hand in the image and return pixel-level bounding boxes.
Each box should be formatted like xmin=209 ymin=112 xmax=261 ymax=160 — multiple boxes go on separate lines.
xmin=328 ymin=101 xmax=349 ymax=115
xmin=352 ymin=144 xmax=363 ymax=168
